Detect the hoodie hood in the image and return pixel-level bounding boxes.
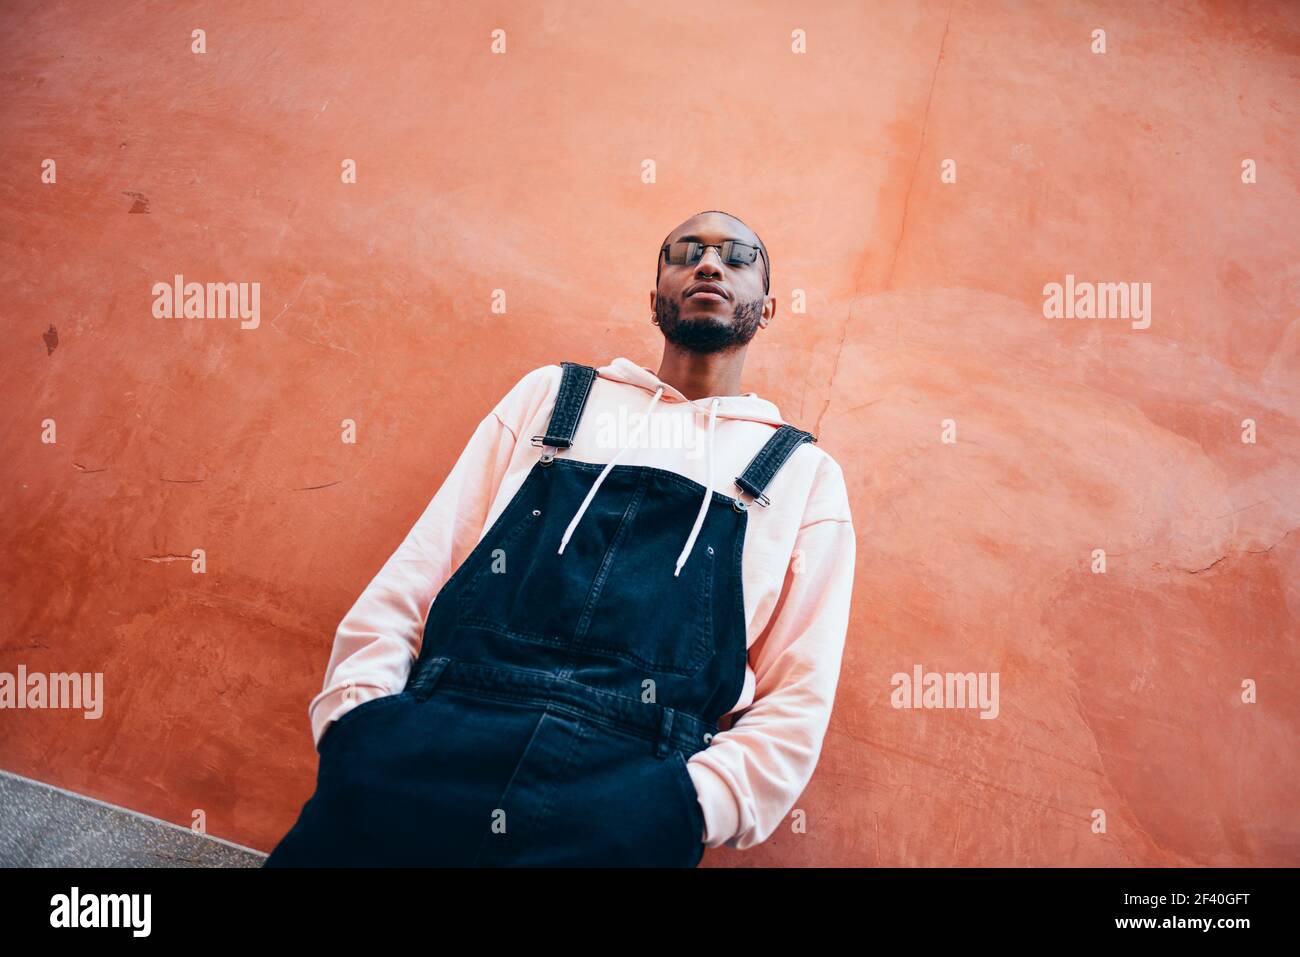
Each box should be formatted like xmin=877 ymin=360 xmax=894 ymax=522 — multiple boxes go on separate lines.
xmin=596 ymin=356 xmax=788 ymax=426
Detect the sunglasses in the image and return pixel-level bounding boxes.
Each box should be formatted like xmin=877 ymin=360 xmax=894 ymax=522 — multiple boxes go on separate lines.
xmin=659 ymin=239 xmax=770 ymax=294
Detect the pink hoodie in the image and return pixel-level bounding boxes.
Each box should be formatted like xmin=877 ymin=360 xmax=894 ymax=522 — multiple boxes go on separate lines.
xmin=308 ymin=356 xmax=856 ymax=851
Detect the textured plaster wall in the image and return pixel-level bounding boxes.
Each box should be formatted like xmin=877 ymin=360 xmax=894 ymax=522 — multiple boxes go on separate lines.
xmin=0 ymin=0 xmax=1296 ymax=865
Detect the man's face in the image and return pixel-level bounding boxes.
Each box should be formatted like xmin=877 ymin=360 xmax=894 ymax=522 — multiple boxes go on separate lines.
xmin=653 ymin=215 xmax=770 ymax=354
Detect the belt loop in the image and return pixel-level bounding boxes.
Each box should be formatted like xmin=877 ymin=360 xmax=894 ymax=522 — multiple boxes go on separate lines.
xmin=409 ymin=655 xmax=450 ymax=701
xmin=656 ymin=707 xmax=675 ymax=758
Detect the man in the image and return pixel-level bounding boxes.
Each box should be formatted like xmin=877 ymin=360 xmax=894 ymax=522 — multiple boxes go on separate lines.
xmin=265 ymin=210 xmax=856 ymax=867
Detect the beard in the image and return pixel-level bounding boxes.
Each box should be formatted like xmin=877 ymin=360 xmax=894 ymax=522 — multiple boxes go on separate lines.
xmin=655 ymin=294 xmax=765 ymax=354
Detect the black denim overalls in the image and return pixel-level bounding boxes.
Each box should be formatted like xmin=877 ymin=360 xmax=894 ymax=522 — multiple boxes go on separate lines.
xmin=264 ymin=362 xmax=814 ymax=867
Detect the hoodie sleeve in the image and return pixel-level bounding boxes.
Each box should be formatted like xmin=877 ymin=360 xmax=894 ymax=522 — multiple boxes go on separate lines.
xmin=684 ymin=454 xmax=856 ymax=850
xmin=307 ymin=366 xmax=555 ymax=751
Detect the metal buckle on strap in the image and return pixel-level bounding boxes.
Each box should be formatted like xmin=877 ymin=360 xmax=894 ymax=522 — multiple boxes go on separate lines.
xmin=731 ymin=483 xmax=771 ymax=511
xmin=531 ymin=435 xmax=558 ymax=465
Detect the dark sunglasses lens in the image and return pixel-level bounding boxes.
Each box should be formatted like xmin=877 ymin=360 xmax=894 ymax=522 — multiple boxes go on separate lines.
xmin=666 ymin=241 xmax=698 ymax=265
xmin=666 ymin=240 xmax=759 ymax=268
xmin=722 ymin=241 xmax=758 ymax=265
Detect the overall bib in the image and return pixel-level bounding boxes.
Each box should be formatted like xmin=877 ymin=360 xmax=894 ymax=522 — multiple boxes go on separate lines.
xmin=264 ymin=362 xmax=814 ymax=867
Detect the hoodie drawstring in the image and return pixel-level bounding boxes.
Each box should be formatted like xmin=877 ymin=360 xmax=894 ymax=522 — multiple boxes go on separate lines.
xmin=556 ymin=390 xmax=721 ymax=578
xmin=674 ymin=397 xmax=719 ymax=577
xmin=558 ymin=386 xmax=665 ymax=555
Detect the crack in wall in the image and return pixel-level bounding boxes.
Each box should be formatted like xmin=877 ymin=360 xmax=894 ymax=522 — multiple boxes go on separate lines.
xmin=813 ymin=0 xmax=954 ymax=439
xmin=884 ymin=0 xmax=952 ymax=294
xmin=1183 ymin=527 xmax=1296 ymax=573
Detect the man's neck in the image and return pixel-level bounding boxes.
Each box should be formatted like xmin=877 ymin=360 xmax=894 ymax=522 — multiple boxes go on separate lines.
xmin=655 ymin=345 xmax=748 ymax=400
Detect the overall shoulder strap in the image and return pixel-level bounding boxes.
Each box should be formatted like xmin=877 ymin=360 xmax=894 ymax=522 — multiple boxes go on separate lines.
xmin=531 ymin=361 xmax=598 ymax=456
xmin=733 ymin=424 xmax=817 ymax=508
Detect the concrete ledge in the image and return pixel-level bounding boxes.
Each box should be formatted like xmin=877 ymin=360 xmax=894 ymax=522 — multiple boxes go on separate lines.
xmin=0 ymin=769 xmax=266 ymax=867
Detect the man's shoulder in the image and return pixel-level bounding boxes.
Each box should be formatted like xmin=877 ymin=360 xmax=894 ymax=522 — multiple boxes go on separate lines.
xmin=513 ymin=362 xmax=565 ymax=390
xmin=488 ymin=363 xmax=565 ymax=431
xmin=771 ymin=423 xmax=839 ymax=473
xmin=497 ymin=363 xmax=565 ymax=402
xmin=780 ymin=433 xmax=852 ymax=524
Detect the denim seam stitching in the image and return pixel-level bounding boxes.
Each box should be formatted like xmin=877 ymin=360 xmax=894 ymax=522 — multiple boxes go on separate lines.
xmin=737 ymin=426 xmax=812 ymax=496
xmin=434 ymin=661 xmax=717 ymax=739
xmin=469 ymin=707 xmax=559 ymax=866
xmin=434 ymin=683 xmax=697 ymax=751
xmin=456 ymin=618 xmax=710 ymax=677
xmin=571 ymin=473 xmax=646 ymax=645
xmin=542 ymin=363 xmax=597 ymax=448
xmin=455 ymin=507 xmax=543 ymax=606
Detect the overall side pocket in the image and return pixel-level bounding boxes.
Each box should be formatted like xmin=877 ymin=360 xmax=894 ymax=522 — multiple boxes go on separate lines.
xmin=669 ymin=749 xmax=707 ymax=846
xmin=317 ymin=691 xmax=409 ymax=753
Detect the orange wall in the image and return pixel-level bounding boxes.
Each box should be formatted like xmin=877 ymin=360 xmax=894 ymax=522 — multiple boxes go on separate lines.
xmin=1 ymin=1 xmax=1296 ymax=865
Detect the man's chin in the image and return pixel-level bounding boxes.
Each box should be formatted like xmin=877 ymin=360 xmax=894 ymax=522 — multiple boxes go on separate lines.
xmin=674 ymin=312 xmax=731 ymax=331
xmin=661 ymin=327 xmax=741 ymax=355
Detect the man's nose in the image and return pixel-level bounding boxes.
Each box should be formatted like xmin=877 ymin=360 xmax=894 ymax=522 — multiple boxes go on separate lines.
xmin=694 ymin=246 xmax=725 ymax=277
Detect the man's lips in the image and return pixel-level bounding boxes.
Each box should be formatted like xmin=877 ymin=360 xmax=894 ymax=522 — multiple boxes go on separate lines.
xmin=685 ymin=282 xmax=728 ymax=301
